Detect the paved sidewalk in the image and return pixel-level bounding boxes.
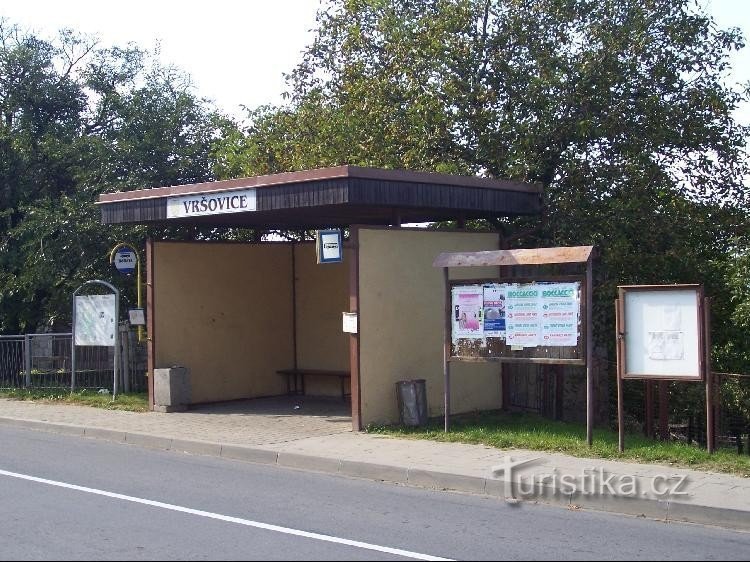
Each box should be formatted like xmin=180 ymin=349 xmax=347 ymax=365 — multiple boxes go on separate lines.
xmin=1 ymin=399 xmax=748 ymax=532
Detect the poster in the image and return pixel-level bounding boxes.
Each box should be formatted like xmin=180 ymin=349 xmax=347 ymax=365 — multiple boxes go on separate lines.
xmin=75 ymin=295 xmax=117 ymax=347
xmin=647 ymin=331 xmax=685 ymax=360
xmin=505 ymin=284 xmax=542 ymax=347
xmin=452 ymin=285 xmax=484 ymax=341
xmin=483 ymin=284 xmax=506 ymax=338
xmin=540 ymin=283 xmax=579 ymax=346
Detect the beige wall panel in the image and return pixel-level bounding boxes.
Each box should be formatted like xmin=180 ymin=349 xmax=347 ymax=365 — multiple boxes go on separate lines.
xmin=358 ymin=229 xmax=503 ymax=426
xmin=154 ymin=242 xmax=293 ymax=404
xmin=294 ymin=243 xmax=351 ymax=397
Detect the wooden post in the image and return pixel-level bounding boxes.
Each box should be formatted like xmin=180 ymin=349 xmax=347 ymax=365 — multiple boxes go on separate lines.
xmin=659 ymin=380 xmax=669 ymax=440
xmin=443 ymin=268 xmax=452 ymax=432
xmin=555 ymin=365 xmax=564 ymax=421
xmin=615 ymin=299 xmax=625 ymax=453
xmin=704 ymin=297 xmax=715 ymax=454
xmin=586 ymin=257 xmax=594 ymax=447
xmin=146 ymin=238 xmax=155 ymax=410
xmin=349 ymin=227 xmax=362 ymax=431
xmin=645 ymin=381 xmax=654 ymax=438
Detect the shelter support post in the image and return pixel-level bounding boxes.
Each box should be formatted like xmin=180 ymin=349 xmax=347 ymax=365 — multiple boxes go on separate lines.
xmin=443 ymin=267 xmax=451 ymax=432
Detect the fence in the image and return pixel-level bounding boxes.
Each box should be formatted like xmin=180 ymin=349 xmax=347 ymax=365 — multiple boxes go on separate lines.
xmin=616 ymin=372 xmax=750 ymax=455
xmin=0 ymin=324 xmax=147 ymax=393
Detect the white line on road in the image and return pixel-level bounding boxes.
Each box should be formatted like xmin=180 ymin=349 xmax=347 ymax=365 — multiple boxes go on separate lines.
xmin=0 ymin=468 xmax=453 ymax=561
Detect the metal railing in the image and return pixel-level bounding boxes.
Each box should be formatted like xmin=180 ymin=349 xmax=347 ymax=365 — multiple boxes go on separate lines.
xmin=0 ymin=328 xmax=146 ymax=392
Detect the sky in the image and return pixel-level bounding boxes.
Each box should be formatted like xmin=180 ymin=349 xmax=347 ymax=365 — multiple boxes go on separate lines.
xmin=1 ymin=0 xmax=749 ymax=123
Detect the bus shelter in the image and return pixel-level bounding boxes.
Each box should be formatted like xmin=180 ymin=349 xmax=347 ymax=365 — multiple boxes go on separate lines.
xmin=98 ymin=166 xmax=541 ymax=430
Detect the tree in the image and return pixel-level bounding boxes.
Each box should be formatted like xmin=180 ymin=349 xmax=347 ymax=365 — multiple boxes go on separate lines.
xmin=213 ymin=0 xmax=750 ymax=419
xmin=0 ymin=22 xmax=226 ymax=332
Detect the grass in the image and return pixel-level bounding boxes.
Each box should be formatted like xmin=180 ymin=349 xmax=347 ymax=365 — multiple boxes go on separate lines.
xmin=368 ymin=410 xmax=750 ymax=477
xmin=0 ymin=388 xmax=149 ymax=412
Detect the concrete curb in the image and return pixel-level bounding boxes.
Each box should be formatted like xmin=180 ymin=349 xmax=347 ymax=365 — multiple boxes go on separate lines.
xmin=1 ymin=415 xmax=748 ymax=532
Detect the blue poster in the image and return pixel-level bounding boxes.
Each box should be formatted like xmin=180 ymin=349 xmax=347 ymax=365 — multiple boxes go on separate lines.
xmin=483 ymin=284 xmax=506 ymax=338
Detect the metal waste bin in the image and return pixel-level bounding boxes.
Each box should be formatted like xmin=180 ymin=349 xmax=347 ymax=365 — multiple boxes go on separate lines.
xmin=396 ymin=379 xmax=428 ymax=427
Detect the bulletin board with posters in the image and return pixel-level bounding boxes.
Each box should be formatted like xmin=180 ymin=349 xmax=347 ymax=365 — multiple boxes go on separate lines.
xmin=434 ymin=246 xmax=595 ymax=443
xmin=449 ymin=277 xmax=587 ymax=366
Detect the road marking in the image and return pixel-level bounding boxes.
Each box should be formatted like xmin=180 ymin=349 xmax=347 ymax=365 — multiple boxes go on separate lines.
xmin=0 ymin=468 xmax=453 ymax=561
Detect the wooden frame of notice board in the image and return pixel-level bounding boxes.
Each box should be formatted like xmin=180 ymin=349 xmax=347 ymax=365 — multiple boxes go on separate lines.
xmin=615 ymin=284 xmax=715 ymax=453
xmin=434 ymin=246 xmax=596 ymax=446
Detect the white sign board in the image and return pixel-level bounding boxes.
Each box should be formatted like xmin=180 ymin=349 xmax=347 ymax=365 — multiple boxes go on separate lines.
xmin=166 ymin=188 xmax=257 ymax=219
xmin=316 ymin=229 xmax=343 ymax=264
xmin=622 ymin=288 xmax=702 ymax=379
xmin=128 ymin=308 xmax=146 ymax=326
xmin=75 ymin=295 xmax=117 ymax=346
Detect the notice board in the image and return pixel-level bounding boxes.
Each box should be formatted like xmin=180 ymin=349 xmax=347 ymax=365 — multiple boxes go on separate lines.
xmin=450 ymin=278 xmax=585 ymax=365
xmin=619 ymin=285 xmax=704 ymax=380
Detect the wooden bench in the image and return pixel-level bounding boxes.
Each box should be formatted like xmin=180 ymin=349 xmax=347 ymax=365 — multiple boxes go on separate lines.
xmin=277 ymin=369 xmax=351 ymax=401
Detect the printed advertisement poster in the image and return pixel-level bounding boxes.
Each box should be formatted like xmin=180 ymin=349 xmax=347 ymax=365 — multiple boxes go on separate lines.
xmin=452 ymin=285 xmax=484 ymax=341
xmin=505 ymin=284 xmax=541 ymax=347
xmin=540 ymin=283 xmax=580 ymax=347
xmin=483 ymin=284 xmax=506 ymax=338
xmin=75 ymin=295 xmax=116 ymax=347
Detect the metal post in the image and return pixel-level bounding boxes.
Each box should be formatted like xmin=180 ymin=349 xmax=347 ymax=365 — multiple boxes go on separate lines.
xmin=615 ymin=299 xmax=625 ymax=453
xmin=113 ymin=290 xmax=119 ymax=401
xmin=586 ymin=258 xmax=594 ymax=447
xmin=71 ymin=294 xmax=77 ymax=393
xmin=24 ymin=334 xmax=31 ymax=388
xmin=443 ymin=267 xmax=451 ymax=433
xmin=121 ymin=323 xmax=131 ymax=394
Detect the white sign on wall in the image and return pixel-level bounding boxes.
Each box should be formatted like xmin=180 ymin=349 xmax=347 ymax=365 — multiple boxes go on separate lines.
xmin=342 ymin=312 xmax=358 ymax=334
xmin=316 ymin=229 xmax=343 ymax=264
xmin=75 ymin=295 xmax=117 ymax=346
xmin=621 ymin=287 xmax=703 ymax=379
xmin=166 ymin=188 xmax=257 ymax=219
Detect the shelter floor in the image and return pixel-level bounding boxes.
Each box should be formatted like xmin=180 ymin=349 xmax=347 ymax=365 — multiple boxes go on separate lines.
xmin=0 ymin=395 xmax=352 ymax=447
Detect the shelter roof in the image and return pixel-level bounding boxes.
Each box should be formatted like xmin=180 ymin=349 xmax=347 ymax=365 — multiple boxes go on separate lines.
xmin=98 ymin=165 xmax=541 ymax=228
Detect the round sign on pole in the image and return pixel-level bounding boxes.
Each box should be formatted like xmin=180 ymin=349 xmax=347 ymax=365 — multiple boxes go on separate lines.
xmin=113 ymin=247 xmax=137 ymax=275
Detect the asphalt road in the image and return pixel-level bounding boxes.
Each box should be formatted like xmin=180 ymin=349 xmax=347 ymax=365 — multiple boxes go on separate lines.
xmin=0 ymin=426 xmax=748 ymax=561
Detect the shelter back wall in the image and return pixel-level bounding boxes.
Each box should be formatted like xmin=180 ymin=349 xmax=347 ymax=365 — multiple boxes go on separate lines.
xmin=358 ymin=228 xmax=502 ymax=426
xmin=153 ymin=242 xmax=293 ymax=403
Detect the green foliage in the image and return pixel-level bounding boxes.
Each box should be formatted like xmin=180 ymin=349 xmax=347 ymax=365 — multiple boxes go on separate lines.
xmin=214 ymin=0 xmax=750 ymax=413
xmin=0 ymin=21 xmax=230 ymax=332
xmin=0 ymin=389 xmax=149 ymax=412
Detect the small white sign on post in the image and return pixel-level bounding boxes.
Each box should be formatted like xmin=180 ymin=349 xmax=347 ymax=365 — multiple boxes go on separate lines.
xmin=342 ymin=312 xmax=358 ymax=334
xmin=75 ymin=295 xmax=117 ymax=347
xmin=128 ymin=308 xmax=146 ymax=326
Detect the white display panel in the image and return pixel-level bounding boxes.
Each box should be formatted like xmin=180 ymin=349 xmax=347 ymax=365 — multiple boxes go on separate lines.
xmin=75 ymin=294 xmax=117 ymax=347
xmin=623 ymin=288 xmax=702 ymax=379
